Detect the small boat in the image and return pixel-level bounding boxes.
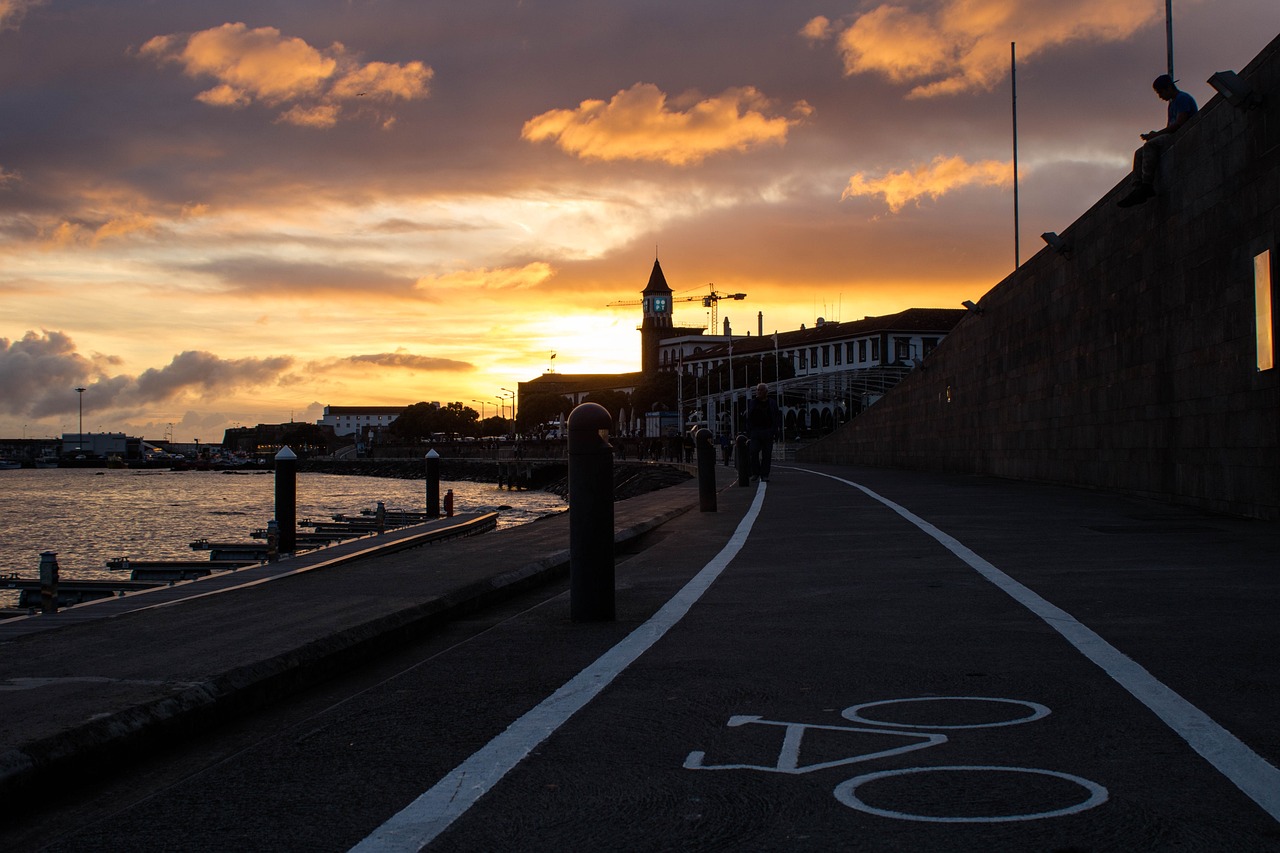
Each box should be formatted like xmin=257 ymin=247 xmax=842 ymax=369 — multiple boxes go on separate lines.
xmin=0 ymin=460 xmax=22 ymax=470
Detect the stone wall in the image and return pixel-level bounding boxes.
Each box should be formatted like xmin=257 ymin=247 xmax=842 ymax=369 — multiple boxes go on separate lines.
xmin=800 ymin=35 xmax=1280 ymax=520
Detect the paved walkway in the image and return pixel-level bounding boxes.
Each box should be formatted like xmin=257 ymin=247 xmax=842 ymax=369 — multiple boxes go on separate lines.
xmin=2 ymin=463 xmax=1278 ymax=851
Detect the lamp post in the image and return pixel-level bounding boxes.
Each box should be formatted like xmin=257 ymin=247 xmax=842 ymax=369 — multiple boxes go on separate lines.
xmin=472 ymin=399 xmax=489 ymax=419
xmin=74 ymin=387 xmax=86 ymax=450
xmin=501 ymin=388 xmax=517 ymax=434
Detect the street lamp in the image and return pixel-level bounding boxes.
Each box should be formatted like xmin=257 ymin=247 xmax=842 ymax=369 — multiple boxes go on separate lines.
xmin=500 ymin=388 xmax=517 ymax=433
xmin=75 ymin=387 xmax=86 ymax=450
xmin=472 ymin=399 xmax=489 ymax=419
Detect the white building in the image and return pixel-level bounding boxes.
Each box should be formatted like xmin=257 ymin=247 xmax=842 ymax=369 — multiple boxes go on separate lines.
xmin=317 ymin=405 xmax=412 ymax=438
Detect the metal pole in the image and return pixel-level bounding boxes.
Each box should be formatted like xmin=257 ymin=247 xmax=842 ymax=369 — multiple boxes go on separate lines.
xmin=425 ymin=449 xmax=441 ymax=518
xmin=39 ymin=551 xmax=59 ymax=614
xmin=274 ymin=446 xmax=297 ymax=556
xmin=568 ymin=402 xmax=614 ymax=622
xmin=1166 ymin=0 xmax=1174 ymax=78
xmin=1011 ymin=41 xmax=1020 ymax=270
xmin=696 ymin=427 xmax=717 ymax=512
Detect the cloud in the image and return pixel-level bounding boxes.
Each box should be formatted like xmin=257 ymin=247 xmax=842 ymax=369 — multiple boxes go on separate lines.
xmin=39 ymin=213 xmax=159 ymax=248
xmin=841 ymin=155 xmax=1012 ymax=211
xmin=341 ymin=351 xmax=473 ymax=371
xmin=0 ymin=0 xmax=45 ymax=32
xmin=521 ymin=83 xmax=807 ymax=165
xmin=0 ymin=330 xmax=295 ymax=418
xmin=139 ymin=22 xmax=432 ymax=127
xmin=132 ymin=351 xmax=294 ymax=402
xmin=819 ymin=0 xmax=1161 ymax=97
xmin=413 ymin=262 xmax=555 ymax=294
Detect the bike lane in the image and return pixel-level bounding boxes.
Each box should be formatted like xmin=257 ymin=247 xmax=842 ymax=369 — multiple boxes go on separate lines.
xmin=414 ymin=468 xmax=1280 ymax=851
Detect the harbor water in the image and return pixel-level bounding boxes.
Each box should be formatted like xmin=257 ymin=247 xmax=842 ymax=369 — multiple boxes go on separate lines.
xmin=0 ymin=468 xmax=566 ymax=609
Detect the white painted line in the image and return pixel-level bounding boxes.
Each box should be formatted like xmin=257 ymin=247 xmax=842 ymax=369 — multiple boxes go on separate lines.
xmin=350 ymin=484 xmax=770 ymax=852
xmin=802 ymin=469 xmax=1280 ymax=824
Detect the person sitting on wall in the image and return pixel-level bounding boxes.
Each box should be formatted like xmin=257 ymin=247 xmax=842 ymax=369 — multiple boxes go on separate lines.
xmin=1118 ymin=74 xmax=1198 ymax=208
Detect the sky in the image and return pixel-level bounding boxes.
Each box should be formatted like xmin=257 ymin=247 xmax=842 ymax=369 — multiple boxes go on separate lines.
xmin=2 ymin=1 xmax=1277 ymax=442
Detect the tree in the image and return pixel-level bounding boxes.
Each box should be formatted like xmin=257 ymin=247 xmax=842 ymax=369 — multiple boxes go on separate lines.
xmin=583 ymin=389 xmax=630 ymax=421
xmin=516 ymin=393 xmax=570 ymax=434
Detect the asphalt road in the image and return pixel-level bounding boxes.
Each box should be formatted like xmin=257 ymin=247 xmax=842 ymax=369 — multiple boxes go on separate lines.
xmin=6 ymin=465 xmax=1278 ymax=852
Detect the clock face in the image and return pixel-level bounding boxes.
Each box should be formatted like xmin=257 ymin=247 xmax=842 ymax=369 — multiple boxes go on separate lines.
xmin=653 ymin=297 xmax=668 ymax=312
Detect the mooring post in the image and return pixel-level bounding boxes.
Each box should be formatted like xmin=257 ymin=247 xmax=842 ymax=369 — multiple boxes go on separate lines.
xmin=696 ymin=427 xmax=717 ymax=512
xmin=444 ymin=489 xmax=454 ymax=517
xmin=38 ymin=550 xmax=59 ymax=614
xmin=266 ymin=519 xmax=280 ymax=562
xmin=376 ymin=500 xmax=386 ymax=534
xmin=274 ymin=446 xmax=297 ymax=556
xmin=425 ymin=449 xmax=441 ymax=518
xmin=568 ymin=402 xmax=614 ymax=622
xmin=736 ymin=433 xmax=750 ymax=487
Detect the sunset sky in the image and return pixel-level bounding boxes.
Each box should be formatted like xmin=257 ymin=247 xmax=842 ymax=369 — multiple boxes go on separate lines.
xmin=2 ymin=1 xmax=1276 ymax=442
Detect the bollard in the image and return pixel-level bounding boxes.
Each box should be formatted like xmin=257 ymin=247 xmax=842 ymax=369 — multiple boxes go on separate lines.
xmin=266 ymin=519 xmax=280 ymax=562
xmin=425 ymin=449 xmax=441 ymax=518
xmin=444 ymin=489 xmax=454 ymax=517
xmin=736 ymin=434 xmax=750 ymax=487
xmin=376 ymin=500 xmax=386 ymax=534
xmin=39 ymin=551 xmax=59 ymax=614
xmin=274 ymin=446 xmax=297 ymax=556
xmin=696 ymin=428 xmax=717 ymax=512
xmin=568 ymin=402 xmax=614 ymax=622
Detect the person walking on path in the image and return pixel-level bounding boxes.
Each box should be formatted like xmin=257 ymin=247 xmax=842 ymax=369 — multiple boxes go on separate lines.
xmin=745 ymin=383 xmax=782 ymax=482
xmin=718 ymin=432 xmax=733 ymax=467
xmin=1118 ymin=74 xmax=1198 ymax=207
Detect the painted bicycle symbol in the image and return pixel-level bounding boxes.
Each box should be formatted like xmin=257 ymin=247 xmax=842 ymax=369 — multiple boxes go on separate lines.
xmin=685 ymin=696 xmax=1108 ymax=823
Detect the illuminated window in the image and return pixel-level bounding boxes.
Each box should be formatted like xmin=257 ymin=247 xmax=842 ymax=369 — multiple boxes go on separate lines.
xmin=1257 ymin=250 xmax=1274 ymax=371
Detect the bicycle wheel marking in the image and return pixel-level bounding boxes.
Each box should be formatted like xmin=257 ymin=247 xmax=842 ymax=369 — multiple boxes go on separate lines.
xmin=842 ymin=696 xmax=1050 ymax=730
xmin=833 ymin=765 xmax=1109 ymax=823
xmin=687 ymin=696 xmax=1107 ymax=823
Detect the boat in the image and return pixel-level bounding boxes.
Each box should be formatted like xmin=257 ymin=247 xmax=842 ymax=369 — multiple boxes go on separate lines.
xmin=0 ymin=460 xmax=22 ymax=470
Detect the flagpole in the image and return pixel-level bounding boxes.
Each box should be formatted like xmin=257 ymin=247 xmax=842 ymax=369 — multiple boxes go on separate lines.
xmin=1011 ymin=41 xmax=1020 ymax=270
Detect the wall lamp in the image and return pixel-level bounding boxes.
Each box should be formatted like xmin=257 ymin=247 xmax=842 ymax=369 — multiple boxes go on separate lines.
xmin=1207 ymin=70 xmax=1261 ymax=110
xmin=961 ymin=299 xmax=984 ymax=315
xmin=1041 ymin=231 xmax=1071 ymax=257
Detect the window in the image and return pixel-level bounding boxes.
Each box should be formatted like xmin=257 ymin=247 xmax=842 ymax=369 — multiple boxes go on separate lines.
xmin=1257 ymin=250 xmax=1274 ymax=371
xmin=822 ymin=346 xmax=830 ymax=367
xmin=835 ymin=345 xmax=843 ymax=366
xmin=871 ymin=339 xmax=880 ymax=361
xmin=922 ymin=337 xmax=938 ymax=358
xmin=858 ymin=340 xmax=867 ymax=362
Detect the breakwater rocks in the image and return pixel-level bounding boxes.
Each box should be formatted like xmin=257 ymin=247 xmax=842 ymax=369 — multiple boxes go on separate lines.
xmin=299 ymin=458 xmax=692 ymax=501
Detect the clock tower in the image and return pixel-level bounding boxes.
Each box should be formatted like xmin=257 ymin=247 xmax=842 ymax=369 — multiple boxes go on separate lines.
xmin=640 ymin=258 xmax=673 ymax=375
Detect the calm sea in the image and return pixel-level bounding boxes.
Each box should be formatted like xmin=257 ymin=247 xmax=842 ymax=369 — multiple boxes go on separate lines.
xmin=0 ymin=468 xmax=566 ymax=608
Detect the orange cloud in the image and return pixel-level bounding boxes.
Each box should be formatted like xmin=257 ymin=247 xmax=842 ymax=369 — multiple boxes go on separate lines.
xmin=522 ymin=83 xmax=805 ymax=165
xmin=810 ymin=0 xmax=1160 ymax=97
xmin=40 ymin=213 xmax=158 ymax=248
xmin=414 ymin=262 xmax=555 ymax=293
xmin=842 ymin=155 xmax=1012 ymax=211
xmin=140 ymin=22 xmax=432 ymax=127
xmin=0 ymin=0 xmax=46 ymax=32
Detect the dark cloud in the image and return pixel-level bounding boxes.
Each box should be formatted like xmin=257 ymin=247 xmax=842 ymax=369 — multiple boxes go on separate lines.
xmin=1 ymin=330 xmax=294 ymax=418
xmin=342 ymin=352 xmax=473 ymax=371
xmin=181 ymin=256 xmax=423 ymax=298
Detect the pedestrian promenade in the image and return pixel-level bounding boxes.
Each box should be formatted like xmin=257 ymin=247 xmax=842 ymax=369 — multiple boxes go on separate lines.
xmin=2 ymin=463 xmax=1278 ymax=851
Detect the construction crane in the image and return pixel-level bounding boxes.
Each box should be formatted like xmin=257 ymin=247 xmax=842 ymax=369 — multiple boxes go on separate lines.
xmin=606 ymin=284 xmax=747 ymax=332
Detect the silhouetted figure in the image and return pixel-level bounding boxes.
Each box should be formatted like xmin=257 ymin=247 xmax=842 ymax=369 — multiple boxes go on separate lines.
xmin=1118 ymin=75 xmax=1198 ymax=208
xmin=745 ymin=383 xmax=782 ymax=482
